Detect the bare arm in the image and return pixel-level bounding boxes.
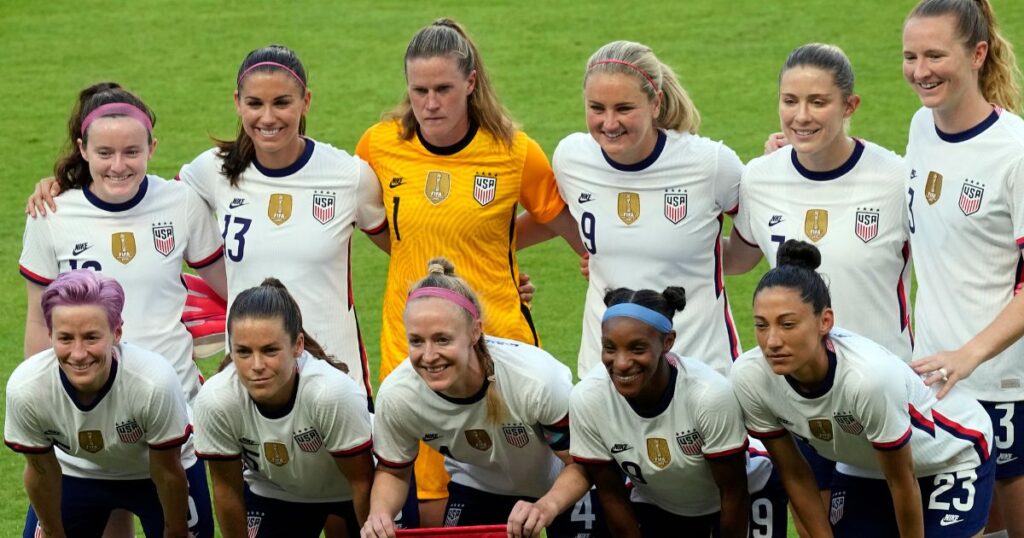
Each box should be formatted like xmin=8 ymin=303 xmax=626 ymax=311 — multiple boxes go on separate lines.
xmin=517 ymin=207 xmax=585 ymax=255
xmin=581 ymin=460 xmax=640 ymax=538
xmin=706 ymin=452 xmax=750 ymax=538
xmin=25 ymin=281 xmax=49 ymax=358
xmin=333 ymin=451 xmax=375 ymax=528
xmin=721 ymin=234 xmax=764 ymax=275
xmin=761 ymin=434 xmax=833 ymax=537
xmin=148 ymin=447 xmax=190 ymax=538
xmin=876 ymin=445 xmax=924 ymax=538
xmin=361 ymin=464 xmax=413 ymax=538
xmin=364 ymin=228 xmax=391 ymax=254
xmin=24 ymin=451 xmax=66 ymax=538
xmin=207 ymin=459 xmax=248 ymax=538
xmin=508 ymin=451 xmax=592 ymax=537
xmin=194 ymin=258 xmax=228 ymax=302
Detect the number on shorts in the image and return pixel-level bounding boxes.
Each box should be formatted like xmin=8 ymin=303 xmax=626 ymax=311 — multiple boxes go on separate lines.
xmin=995 ymin=403 xmax=1015 ymax=450
xmin=221 ymin=214 xmax=252 ymax=262
xmin=927 ymin=469 xmax=977 ymax=511
xmin=750 ymin=497 xmax=773 ymax=538
xmin=580 ymin=211 xmax=597 ymax=254
xmin=570 ymin=493 xmax=595 ymax=529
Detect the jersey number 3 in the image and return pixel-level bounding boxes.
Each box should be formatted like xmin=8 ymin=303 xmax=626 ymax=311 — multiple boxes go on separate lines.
xmin=222 ymin=215 xmax=252 ymax=262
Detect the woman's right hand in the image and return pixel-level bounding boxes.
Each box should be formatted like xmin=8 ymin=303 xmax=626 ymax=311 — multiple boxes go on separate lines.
xmin=764 ymin=132 xmax=789 ymax=155
xmin=360 ymin=512 xmax=397 ymax=538
xmin=26 ymin=177 xmax=62 ymax=217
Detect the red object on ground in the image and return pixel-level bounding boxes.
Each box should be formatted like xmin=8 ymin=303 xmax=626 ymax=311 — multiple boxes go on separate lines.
xmin=395 ymin=525 xmax=507 ymax=537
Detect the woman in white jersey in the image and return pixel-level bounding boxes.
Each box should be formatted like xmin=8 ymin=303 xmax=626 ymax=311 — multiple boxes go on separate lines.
xmin=362 ymin=258 xmax=602 ymax=538
xmin=193 ymin=278 xmax=374 ymax=537
xmin=732 ymin=240 xmax=995 ymax=537
xmin=901 ymin=1 xmax=1024 ymax=535
xmin=5 ymin=270 xmax=212 ymax=538
xmin=552 ymin=40 xmax=743 ymax=378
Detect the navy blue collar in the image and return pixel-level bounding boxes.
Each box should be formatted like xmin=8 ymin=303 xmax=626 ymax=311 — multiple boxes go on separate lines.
xmin=60 ymin=353 xmax=119 ymax=412
xmin=791 ymin=139 xmax=864 ymax=181
xmin=785 ymin=339 xmax=837 ymax=399
xmin=253 ymin=138 xmax=315 ymax=177
xmin=602 ymin=129 xmax=667 ymax=172
xmin=417 ymin=122 xmax=478 ymax=156
xmin=935 ymin=109 xmax=999 ymax=143
xmin=436 ymin=376 xmax=489 ymax=406
xmin=83 ymin=176 xmax=149 ymax=212
xmin=254 ymin=370 xmax=300 ymax=419
xmin=627 ymin=359 xmax=678 ymax=419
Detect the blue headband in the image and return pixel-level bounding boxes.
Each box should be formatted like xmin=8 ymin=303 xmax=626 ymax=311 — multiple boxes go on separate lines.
xmin=602 ymin=303 xmax=673 ymax=333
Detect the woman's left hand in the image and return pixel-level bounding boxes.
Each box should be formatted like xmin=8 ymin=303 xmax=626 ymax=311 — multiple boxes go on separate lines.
xmin=518 ymin=273 xmax=536 ymax=304
xmin=507 ymin=499 xmax=555 ymax=538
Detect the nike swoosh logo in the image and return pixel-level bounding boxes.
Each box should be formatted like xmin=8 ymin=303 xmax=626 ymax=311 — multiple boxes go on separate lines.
xmin=72 ymin=244 xmax=91 ymax=256
xmin=229 ymin=201 xmax=247 ymax=209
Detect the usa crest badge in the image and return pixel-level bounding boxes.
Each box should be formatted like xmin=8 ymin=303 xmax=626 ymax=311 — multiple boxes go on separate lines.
xmin=79 ymin=430 xmax=104 ymax=453
xmin=111 ymin=232 xmax=136 ymax=264
xmin=675 ymin=430 xmax=704 ymax=456
xmin=808 ymin=418 xmax=834 ymax=441
xmin=151 ymin=223 xmax=175 ymax=256
xmin=646 ymin=437 xmax=671 ymax=468
xmin=834 ymin=413 xmax=864 ymax=436
xmin=664 ymin=190 xmax=687 ymax=224
xmin=502 ymin=424 xmax=530 ymax=448
xmin=293 ymin=428 xmax=323 ymax=453
xmin=268 ymin=194 xmax=293 ymax=225
xmin=618 ymin=192 xmax=640 ymax=225
xmin=925 ymin=171 xmax=942 ymax=204
xmin=116 ymin=419 xmax=144 ymax=444
xmin=247 ymin=512 xmax=264 ymax=538
xmin=444 ymin=503 xmax=464 ymax=527
xmin=465 ymin=429 xmax=492 ymax=451
xmin=473 ymin=174 xmax=497 ymax=207
xmin=264 ymin=442 xmax=289 ymax=466
xmin=312 ymin=191 xmax=336 ymax=224
xmin=804 ymin=209 xmax=828 ymax=242
xmin=854 ymin=210 xmax=879 ymax=243
xmin=425 ymin=171 xmax=451 ymax=205
xmin=959 ymin=180 xmax=984 ymax=216
xmin=829 ymin=491 xmax=845 ymax=525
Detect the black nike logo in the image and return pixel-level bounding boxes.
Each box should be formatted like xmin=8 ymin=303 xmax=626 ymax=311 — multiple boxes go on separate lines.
xmin=72 ymin=242 xmax=92 ymax=256
xmin=390 ymin=177 xmax=404 ymax=188
xmin=768 ymin=215 xmax=784 ymax=227
xmin=229 ymin=198 xmax=247 ymax=209
xmin=610 ymin=443 xmax=632 ymax=453
xmin=578 ymin=193 xmax=594 ymax=203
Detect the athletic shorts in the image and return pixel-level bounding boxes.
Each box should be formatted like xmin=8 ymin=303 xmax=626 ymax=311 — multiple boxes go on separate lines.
xmin=444 ymin=481 xmax=607 ymax=537
xmin=828 ymin=456 xmax=995 ymax=538
xmin=795 ymin=436 xmax=837 ymax=490
xmin=23 ymin=460 xmax=213 ymax=538
xmin=243 ymin=487 xmax=358 ymax=538
xmin=981 ymin=400 xmax=1024 ymax=479
xmin=749 ymin=465 xmax=790 ymax=538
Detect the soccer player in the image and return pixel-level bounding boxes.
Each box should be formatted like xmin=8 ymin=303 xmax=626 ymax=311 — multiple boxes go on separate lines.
xmin=355 ymin=18 xmax=582 ymax=524
xmin=570 ymin=286 xmax=784 ymax=538
xmin=552 ymin=40 xmax=743 ymax=378
xmin=901 ymin=1 xmax=1024 ymax=535
xmin=5 ymin=270 xmax=212 ymax=538
xmin=725 ymin=43 xmax=913 ymax=362
xmin=193 ymin=278 xmax=373 ymax=538
xmin=732 ymin=240 xmax=995 ymax=537
xmin=362 ymin=259 xmax=600 ymax=538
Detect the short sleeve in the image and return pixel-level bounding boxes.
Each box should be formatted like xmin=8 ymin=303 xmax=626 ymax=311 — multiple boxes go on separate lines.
xmin=853 ymin=366 xmax=912 ymax=451
xmin=4 ymin=380 xmax=51 ymax=453
xmin=519 ymin=137 xmax=565 ymax=224
xmin=694 ymin=379 xmax=750 ymax=459
xmin=354 ymin=159 xmax=387 ymax=234
xmin=730 ymin=358 xmax=787 ymax=439
xmin=568 ymin=382 xmax=613 ymax=463
xmin=176 ymin=152 xmax=216 ymax=210
xmin=19 ymin=215 xmax=58 ymax=285
xmin=309 ymin=376 xmax=373 ymax=457
xmin=354 ymin=128 xmax=373 ymax=162
xmin=193 ymin=381 xmax=241 ymax=459
xmin=183 ymin=186 xmax=224 ymax=269
xmin=731 ymin=176 xmax=757 ymax=247
xmin=371 ymin=385 xmax=421 ymax=468
xmin=713 ymin=142 xmax=743 ymax=214
xmin=140 ymin=362 xmax=192 ymax=449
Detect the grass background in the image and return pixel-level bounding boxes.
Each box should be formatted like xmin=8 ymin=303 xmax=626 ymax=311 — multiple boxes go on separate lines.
xmin=2 ymin=0 xmax=1022 ymax=535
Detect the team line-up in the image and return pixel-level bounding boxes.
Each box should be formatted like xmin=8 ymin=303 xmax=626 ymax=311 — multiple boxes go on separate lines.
xmin=7 ymin=0 xmax=1024 ymax=537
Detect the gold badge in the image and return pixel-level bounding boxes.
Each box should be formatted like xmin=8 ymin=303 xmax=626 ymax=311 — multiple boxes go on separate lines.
xmin=111 ymin=232 xmax=136 ymax=264
xmin=617 ymin=192 xmax=640 ymax=225
xmin=267 ymin=194 xmax=293 ymax=225
xmin=808 ymin=419 xmax=834 ymax=442
xmin=425 ymin=171 xmax=451 ymax=205
xmin=804 ymin=209 xmax=829 ymax=242
xmin=264 ymin=442 xmax=290 ymax=466
xmin=464 ymin=429 xmax=492 ymax=451
xmin=646 ymin=437 xmax=671 ymax=469
xmin=925 ymin=171 xmax=942 ymax=205
xmin=78 ymin=430 xmax=104 ymax=453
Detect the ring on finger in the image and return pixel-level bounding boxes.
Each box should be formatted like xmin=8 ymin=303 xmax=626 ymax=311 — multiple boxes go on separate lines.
xmin=938 ymin=367 xmax=949 ymax=381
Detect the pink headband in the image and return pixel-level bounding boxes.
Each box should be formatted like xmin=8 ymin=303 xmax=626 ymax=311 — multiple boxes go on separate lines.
xmin=408 ymin=287 xmax=480 ymax=320
xmin=237 ymin=61 xmax=307 ymax=90
xmin=588 ymin=59 xmax=659 ymax=93
xmin=80 ymin=103 xmax=153 ymax=136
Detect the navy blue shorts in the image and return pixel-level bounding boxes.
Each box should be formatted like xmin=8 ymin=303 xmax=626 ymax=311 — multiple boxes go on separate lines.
xmin=828 ymin=456 xmax=995 ymax=538
xmin=243 ymin=487 xmax=358 ymax=538
xmin=795 ymin=436 xmax=837 ymax=491
xmin=629 ymin=479 xmax=788 ymax=538
xmin=444 ymin=481 xmax=607 ymax=537
xmin=632 ymin=502 xmax=717 ymax=538
xmin=981 ymin=400 xmax=1024 ymax=480
xmin=23 ymin=460 xmax=213 ymax=538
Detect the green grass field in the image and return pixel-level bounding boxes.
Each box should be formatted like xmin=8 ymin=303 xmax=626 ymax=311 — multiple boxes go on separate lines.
xmin=3 ymin=0 xmax=1023 ymax=535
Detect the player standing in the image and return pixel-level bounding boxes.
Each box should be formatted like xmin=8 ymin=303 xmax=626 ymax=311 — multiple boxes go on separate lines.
xmin=552 ymin=40 xmax=742 ymax=378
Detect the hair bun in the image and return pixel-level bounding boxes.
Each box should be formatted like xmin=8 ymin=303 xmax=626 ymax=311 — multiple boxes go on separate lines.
xmin=776 ymin=239 xmax=821 ymax=271
xmin=661 ymin=286 xmax=687 ymax=312
xmin=426 ymin=256 xmax=456 ymax=276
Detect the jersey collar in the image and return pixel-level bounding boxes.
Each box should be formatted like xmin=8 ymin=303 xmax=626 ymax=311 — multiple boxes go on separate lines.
xmin=790 ymin=139 xmax=865 ymax=182
xmin=60 ymin=350 xmax=119 ymax=412
xmin=784 ymin=337 xmax=837 ymax=399
xmin=417 ymin=121 xmax=479 ymax=156
xmin=627 ymin=357 xmax=678 ymax=419
xmin=602 ymin=129 xmax=667 ymax=172
xmin=935 ymin=108 xmax=999 ymax=143
xmin=435 ymin=376 xmax=489 ymax=406
xmin=253 ymin=369 xmax=300 ymax=419
xmin=253 ymin=137 xmax=316 ymax=177
xmin=83 ymin=176 xmax=149 ymax=212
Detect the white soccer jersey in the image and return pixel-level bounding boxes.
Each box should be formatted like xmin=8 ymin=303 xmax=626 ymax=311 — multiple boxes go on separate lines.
xmin=906 ymin=107 xmax=1024 ymax=402
xmin=734 ymin=141 xmax=913 ymax=361
xmin=192 ymin=352 xmax=372 ymax=503
xmin=19 ymin=177 xmax=224 ymax=400
xmin=4 ymin=343 xmax=195 ymax=479
xmin=570 ymin=356 xmax=770 ymax=516
xmin=553 ymin=130 xmax=743 ymax=377
xmin=731 ymin=327 xmax=992 ymax=479
xmin=373 ymin=337 xmax=571 ymax=499
xmin=178 ymin=139 xmax=386 ymax=397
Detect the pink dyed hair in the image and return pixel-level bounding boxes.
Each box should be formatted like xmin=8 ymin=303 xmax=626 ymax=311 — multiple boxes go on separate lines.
xmin=41 ymin=270 xmax=125 ymax=331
